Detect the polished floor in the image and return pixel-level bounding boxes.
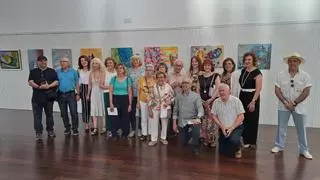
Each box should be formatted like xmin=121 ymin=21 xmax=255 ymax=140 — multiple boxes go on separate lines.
xmin=0 ymin=109 xmax=319 ymax=180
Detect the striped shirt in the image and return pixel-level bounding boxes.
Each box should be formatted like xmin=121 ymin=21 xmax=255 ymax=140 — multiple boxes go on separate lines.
xmin=173 ymin=91 xmax=204 ymax=127
xmin=211 ymin=95 xmax=245 ymax=127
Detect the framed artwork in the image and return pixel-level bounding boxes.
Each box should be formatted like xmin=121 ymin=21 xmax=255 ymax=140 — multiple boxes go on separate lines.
xmin=27 ymin=49 xmax=44 ymax=70
xmin=144 ymin=46 xmax=178 ymax=66
xmin=191 ymin=45 xmax=224 ymax=68
xmin=52 ymin=49 xmax=72 ymax=69
xmin=111 ymin=47 xmax=133 ymax=68
xmin=238 ymin=44 xmax=272 ymax=70
xmin=80 ymin=48 xmax=102 ymax=60
xmin=0 ymin=50 xmax=22 ymax=70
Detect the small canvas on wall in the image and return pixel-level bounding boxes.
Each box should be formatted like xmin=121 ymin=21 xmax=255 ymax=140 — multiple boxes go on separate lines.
xmin=52 ymin=49 xmax=72 ymax=69
xmin=144 ymin=46 xmax=178 ymax=66
xmin=28 ymin=49 xmax=44 ymax=71
xmin=111 ymin=48 xmax=133 ymax=68
xmin=80 ymin=48 xmax=102 ymax=60
xmin=238 ymin=44 xmax=272 ymax=70
xmin=0 ymin=50 xmax=22 ymax=70
xmin=191 ymin=45 xmax=224 ymax=68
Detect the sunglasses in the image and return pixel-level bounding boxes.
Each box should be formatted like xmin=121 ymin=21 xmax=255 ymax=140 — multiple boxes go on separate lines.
xmin=290 ymin=79 xmax=294 ymax=88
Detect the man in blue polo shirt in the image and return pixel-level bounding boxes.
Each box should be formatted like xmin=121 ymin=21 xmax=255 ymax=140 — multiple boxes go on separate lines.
xmin=56 ymin=56 xmax=80 ymax=136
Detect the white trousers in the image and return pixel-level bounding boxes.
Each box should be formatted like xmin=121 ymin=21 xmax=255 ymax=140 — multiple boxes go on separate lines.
xmin=149 ymin=109 xmax=168 ymax=141
xmin=140 ymin=101 xmax=150 ymax=136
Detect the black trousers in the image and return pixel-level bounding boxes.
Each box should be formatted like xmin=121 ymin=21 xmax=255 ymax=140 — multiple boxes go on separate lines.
xmin=239 ymin=91 xmax=260 ymax=145
xmin=32 ymin=100 xmax=54 ymax=134
xmin=110 ymin=95 xmax=131 ymax=137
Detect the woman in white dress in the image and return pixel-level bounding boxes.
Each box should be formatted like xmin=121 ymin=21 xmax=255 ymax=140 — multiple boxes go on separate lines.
xmin=87 ymin=58 xmax=106 ymax=136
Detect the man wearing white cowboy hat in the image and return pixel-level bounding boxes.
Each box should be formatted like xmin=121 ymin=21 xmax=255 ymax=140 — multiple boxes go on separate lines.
xmin=270 ymin=53 xmax=313 ymax=159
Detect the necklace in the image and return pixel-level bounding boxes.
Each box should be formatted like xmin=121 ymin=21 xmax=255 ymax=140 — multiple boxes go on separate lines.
xmin=202 ymin=74 xmax=213 ymax=94
xmin=240 ymin=70 xmax=251 ymax=87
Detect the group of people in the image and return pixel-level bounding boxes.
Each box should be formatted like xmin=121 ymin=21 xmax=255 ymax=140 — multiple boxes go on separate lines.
xmin=28 ymin=51 xmax=313 ymax=159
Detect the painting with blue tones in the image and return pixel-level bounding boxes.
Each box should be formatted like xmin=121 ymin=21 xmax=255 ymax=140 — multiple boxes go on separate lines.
xmin=238 ymin=44 xmax=272 ymax=70
xmin=111 ymin=48 xmax=133 ymax=68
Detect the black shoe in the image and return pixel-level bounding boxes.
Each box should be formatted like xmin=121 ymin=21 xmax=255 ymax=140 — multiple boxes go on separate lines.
xmin=48 ymin=131 xmax=56 ymax=138
xmin=64 ymin=130 xmax=71 ymax=136
xmin=192 ymin=148 xmax=200 ymax=155
xmin=85 ymin=129 xmax=90 ymax=133
xmin=91 ymin=129 xmax=98 ymax=136
xmin=73 ymin=130 xmax=79 ymax=136
xmin=36 ymin=133 xmax=43 ymax=141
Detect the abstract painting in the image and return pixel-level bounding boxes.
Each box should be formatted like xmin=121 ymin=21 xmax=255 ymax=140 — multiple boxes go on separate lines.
xmin=52 ymin=49 xmax=72 ymax=69
xmin=191 ymin=45 xmax=224 ymax=68
xmin=27 ymin=49 xmax=44 ymax=70
xmin=0 ymin=50 xmax=22 ymax=70
xmin=144 ymin=46 xmax=178 ymax=66
xmin=111 ymin=48 xmax=133 ymax=68
xmin=238 ymin=44 xmax=272 ymax=70
xmin=80 ymin=48 xmax=102 ymax=60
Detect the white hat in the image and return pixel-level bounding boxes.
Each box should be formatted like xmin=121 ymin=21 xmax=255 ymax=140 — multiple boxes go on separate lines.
xmin=283 ymin=53 xmax=305 ymax=64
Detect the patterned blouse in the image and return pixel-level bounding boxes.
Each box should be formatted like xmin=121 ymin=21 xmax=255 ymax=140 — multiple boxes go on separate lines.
xmin=221 ymin=72 xmax=232 ymax=87
xmin=128 ymin=67 xmax=145 ymax=97
xmin=148 ymin=83 xmax=174 ymax=110
xmin=187 ymin=70 xmax=202 ymax=93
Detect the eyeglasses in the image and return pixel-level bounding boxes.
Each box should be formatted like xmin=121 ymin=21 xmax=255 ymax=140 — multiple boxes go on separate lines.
xmin=290 ymin=79 xmax=294 ymax=88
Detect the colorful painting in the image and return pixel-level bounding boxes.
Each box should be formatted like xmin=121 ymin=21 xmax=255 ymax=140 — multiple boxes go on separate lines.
xmin=111 ymin=48 xmax=133 ymax=68
xmin=144 ymin=46 xmax=178 ymax=66
xmin=80 ymin=48 xmax=102 ymax=60
xmin=27 ymin=49 xmax=44 ymax=70
xmin=238 ymin=44 xmax=272 ymax=70
xmin=52 ymin=49 xmax=72 ymax=69
xmin=0 ymin=50 xmax=22 ymax=70
xmin=191 ymin=45 xmax=224 ymax=68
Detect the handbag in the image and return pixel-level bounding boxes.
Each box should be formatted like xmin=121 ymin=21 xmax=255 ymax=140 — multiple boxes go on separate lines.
xmin=46 ymin=88 xmax=58 ymax=101
xmin=208 ymin=74 xmax=218 ymax=97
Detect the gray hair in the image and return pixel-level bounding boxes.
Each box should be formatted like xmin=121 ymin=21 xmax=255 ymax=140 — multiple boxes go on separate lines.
xmin=218 ymin=83 xmax=230 ymax=91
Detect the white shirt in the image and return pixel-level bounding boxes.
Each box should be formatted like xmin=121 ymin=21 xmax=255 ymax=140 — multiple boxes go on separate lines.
xmin=104 ymin=70 xmax=117 ymax=92
xmin=275 ymin=69 xmax=311 ymax=114
xmin=78 ymin=69 xmax=90 ymax=85
xmin=211 ymin=95 xmax=245 ymax=127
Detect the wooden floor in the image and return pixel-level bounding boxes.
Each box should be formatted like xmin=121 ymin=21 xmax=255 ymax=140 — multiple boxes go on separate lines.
xmin=0 ymin=109 xmax=319 ymax=180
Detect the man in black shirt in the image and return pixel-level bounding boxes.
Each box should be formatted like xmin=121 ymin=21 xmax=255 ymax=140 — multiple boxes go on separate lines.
xmin=28 ymin=56 xmax=59 ymax=140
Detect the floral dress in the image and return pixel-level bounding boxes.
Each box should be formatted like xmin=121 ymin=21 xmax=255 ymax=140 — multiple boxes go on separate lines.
xmin=148 ymin=83 xmax=174 ymax=113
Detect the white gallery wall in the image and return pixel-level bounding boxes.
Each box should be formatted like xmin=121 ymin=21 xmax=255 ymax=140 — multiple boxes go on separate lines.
xmin=0 ymin=0 xmax=320 ymax=127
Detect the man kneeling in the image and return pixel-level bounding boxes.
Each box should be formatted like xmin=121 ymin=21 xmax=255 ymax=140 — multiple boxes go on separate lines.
xmin=211 ymin=83 xmax=245 ymax=158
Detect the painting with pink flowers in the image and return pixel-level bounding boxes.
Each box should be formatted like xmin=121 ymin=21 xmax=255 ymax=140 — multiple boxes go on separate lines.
xmin=144 ymin=46 xmax=178 ymax=66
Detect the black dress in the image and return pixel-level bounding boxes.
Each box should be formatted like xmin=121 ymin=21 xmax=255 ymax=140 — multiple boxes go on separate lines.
xmin=238 ymin=68 xmax=262 ymax=145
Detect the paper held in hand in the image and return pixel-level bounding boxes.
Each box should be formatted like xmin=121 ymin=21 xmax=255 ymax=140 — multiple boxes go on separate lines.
xmin=187 ymin=118 xmax=201 ymax=125
xmin=107 ymin=107 xmax=118 ymax=116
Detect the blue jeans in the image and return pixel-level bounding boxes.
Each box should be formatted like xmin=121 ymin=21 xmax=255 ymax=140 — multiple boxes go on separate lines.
xmin=219 ymin=125 xmax=243 ymax=156
xmin=179 ymin=124 xmax=201 ymax=150
xmin=275 ymin=110 xmax=309 ymax=153
xmin=32 ymin=101 xmax=54 ymax=134
xmin=57 ymin=91 xmax=79 ymax=132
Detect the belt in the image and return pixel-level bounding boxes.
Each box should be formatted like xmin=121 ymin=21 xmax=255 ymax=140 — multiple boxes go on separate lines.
xmin=60 ymin=90 xmax=75 ymax=94
xmin=241 ymin=88 xmax=256 ymax=92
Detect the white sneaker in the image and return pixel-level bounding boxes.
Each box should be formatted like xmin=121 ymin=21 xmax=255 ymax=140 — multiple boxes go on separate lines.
xmin=271 ymin=146 xmax=282 ymax=153
xmin=128 ymin=131 xmax=135 ymax=138
xmin=160 ymin=139 xmax=168 ymax=145
xmin=301 ymin=152 xmax=313 ymax=160
xmin=148 ymin=141 xmax=157 ymax=146
xmin=243 ymin=144 xmax=250 ymax=148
